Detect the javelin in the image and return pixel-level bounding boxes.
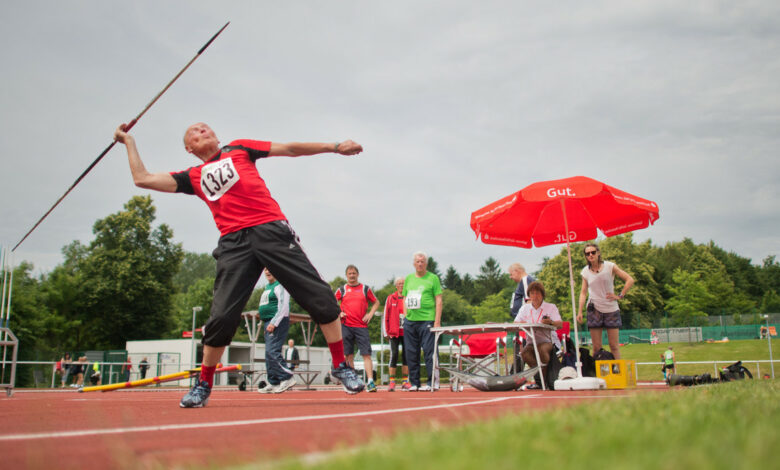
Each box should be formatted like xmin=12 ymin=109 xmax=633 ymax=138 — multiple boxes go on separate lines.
xmin=80 ymin=364 xmax=241 ymax=393
xmin=12 ymin=21 xmax=230 ymax=252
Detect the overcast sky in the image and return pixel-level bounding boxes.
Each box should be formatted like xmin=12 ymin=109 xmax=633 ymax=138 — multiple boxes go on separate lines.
xmin=1 ymin=1 xmax=778 ymax=289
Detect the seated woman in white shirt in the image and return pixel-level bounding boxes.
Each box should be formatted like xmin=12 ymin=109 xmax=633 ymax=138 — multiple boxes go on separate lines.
xmin=513 ymin=281 xmax=562 ymax=386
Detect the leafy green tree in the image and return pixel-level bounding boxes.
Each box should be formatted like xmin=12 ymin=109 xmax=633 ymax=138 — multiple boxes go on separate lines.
xmin=475 ymin=257 xmax=511 ymax=299
xmin=472 ymin=291 xmax=511 ymax=324
xmin=759 ymin=290 xmax=780 ymax=313
xmin=426 ymin=256 xmax=442 ymax=279
xmin=459 ymin=273 xmax=478 ymax=304
xmin=66 ymin=196 xmax=183 ymax=349
xmin=441 ymin=290 xmax=473 ymax=325
xmin=170 ymin=277 xmax=214 ymax=338
xmin=173 ymin=252 xmax=216 ymax=293
xmin=442 ymin=265 xmax=462 ymax=291
xmin=665 ymin=268 xmax=716 ymax=325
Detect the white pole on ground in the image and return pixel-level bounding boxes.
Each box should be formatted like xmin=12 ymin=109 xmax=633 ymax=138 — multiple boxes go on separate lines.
xmin=191 ymin=306 xmax=202 ymax=369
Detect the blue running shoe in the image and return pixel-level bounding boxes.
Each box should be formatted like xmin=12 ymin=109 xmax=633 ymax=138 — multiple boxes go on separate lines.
xmin=331 ymin=362 xmax=365 ymax=394
xmin=366 ymin=380 xmax=377 ymax=392
xmin=180 ymin=380 xmax=211 ymax=408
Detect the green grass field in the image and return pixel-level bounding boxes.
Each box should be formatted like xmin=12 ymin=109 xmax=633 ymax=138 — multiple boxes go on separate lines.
xmin=256 ymin=379 xmax=778 ymax=470
xmin=616 ymin=338 xmax=779 ymax=381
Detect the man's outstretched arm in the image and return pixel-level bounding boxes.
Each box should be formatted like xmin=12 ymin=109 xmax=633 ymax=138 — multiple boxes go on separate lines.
xmin=269 ymin=140 xmax=363 ymax=157
xmin=115 ymin=124 xmax=178 ymax=193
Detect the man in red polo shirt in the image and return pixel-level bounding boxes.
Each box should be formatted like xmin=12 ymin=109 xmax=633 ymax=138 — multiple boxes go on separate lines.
xmin=114 ymin=122 xmax=366 ymax=407
xmin=335 ymin=265 xmax=379 ymax=392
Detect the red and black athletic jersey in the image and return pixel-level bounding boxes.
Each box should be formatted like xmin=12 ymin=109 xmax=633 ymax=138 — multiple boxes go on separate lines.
xmin=171 ymin=140 xmax=286 ymax=235
xmin=335 ymin=283 xmax=377 ymax=328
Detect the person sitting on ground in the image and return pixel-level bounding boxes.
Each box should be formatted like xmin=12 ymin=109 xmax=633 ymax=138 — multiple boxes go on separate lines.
xmin=513 ymin=281 xmax=562 ymax=389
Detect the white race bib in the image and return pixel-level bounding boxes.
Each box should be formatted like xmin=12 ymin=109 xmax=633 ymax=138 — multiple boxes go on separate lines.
xmin=259 ymin=290 xmax=270 ymax=306
xmin=200 ymin=158 xmax=239 ymax=201
xmin=405 ymin=290 xmax=422 ymax=310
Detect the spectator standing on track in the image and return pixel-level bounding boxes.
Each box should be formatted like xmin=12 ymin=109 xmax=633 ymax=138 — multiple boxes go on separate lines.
xmin=513 ymin=282 xmax=562 ymax=389
xmin=259 ymin=269 xmax=296 ymax=394
xmin=335 ymin=265 xmax=380 ymax=392
xmin=402 ymin=252 xmax=443 ymax=392
xmin=90 ymin=362 xmax=102 ymax=386
xmin=114 ymin=122 xmax=366 ymax=408
xmin=509 ymin=263 xmax=535 ymax=319
xmin=58 ymin=352 xmax=71 ymax=387
xmin=139 ymin=357 xmax=150 ymax=379
xmin=576 ymin=242 xmax=634 ymax=360
xmin=122 ymin=357 xmax=133 ymax=382
xmin=285 ymin=339 xmax=299 ymax=371
xmin=383 ymin=277 xmax=409 ymax=391
xmin=661 ymin=346 xmax=676 ymax=380
xmin=70 ymin=356 xmax=87 ymax=388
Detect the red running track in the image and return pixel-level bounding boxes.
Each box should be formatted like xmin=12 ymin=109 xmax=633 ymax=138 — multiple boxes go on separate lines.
xmin=0 ymin=385 xmax=665 ymax=469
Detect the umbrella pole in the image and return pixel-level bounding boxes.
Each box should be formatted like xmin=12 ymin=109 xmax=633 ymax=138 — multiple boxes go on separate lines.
xmin=560 ymin=200 xmax=583 ymax=377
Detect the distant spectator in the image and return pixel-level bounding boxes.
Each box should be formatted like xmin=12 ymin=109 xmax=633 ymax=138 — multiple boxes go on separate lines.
xmin=57 ymin=352 xmax=71 ymax=387
xmin=509 ymin=263 xmax=535 ymax=319
xmin=383 ymin=277 xmax=409 ymax=391
xmin=513 ymin=281 xmax=562 ymax=389
xmin=90 ymin=362 xmax=102 ymax=386
xmin=69 ymin=356 xmax=87 ymax=388
xmin=122 ymin=357 xmax=133 ymax=382
xmin=402 ymin=252 xmax=443 ymax=392
xmin=285 ymin=339 xmax=300 ymax=371
xmin=258 ymin=269 xmax=295 ymax=394
xmin=576 ymin=242 xmax=634 ymax=359
xmin=661 ymin=346 xmax=676 ymax=380
xmin=335 ymin=265 xmax=380 ymax=392
xmin=140 ymin=357 xmax=150 ymax=379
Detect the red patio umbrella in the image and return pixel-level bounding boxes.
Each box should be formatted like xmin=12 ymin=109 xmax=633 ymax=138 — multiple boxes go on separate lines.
xmin=470 ymin=176 xmax=659 ymax=382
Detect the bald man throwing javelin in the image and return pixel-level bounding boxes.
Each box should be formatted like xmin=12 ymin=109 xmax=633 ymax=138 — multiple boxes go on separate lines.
xmin=115 ymin=122 xmax=366 ymax=407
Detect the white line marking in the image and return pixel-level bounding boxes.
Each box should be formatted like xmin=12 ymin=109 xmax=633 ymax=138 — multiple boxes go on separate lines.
xmin=0 ymin=395 xmax=542 ymax=442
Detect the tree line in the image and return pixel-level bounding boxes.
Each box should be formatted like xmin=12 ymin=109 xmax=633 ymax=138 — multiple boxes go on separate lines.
xmin=5 ymin=196 xmax=780 ymax=364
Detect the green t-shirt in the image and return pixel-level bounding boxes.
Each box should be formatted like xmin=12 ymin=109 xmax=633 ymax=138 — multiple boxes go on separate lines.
xmin=258 ymin=281 xmax=280 ymax=322
xmin=402 ymin=272 xmax=443 ymax=322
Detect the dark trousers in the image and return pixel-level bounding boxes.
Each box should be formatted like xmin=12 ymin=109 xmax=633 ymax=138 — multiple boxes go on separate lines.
xmin=203 ymin=220 xmax=340 ymax=347
xmin=404 ymin=320 xmax=435 ymax=386
xmin=264 ymin=316 xmax=292 ymax=385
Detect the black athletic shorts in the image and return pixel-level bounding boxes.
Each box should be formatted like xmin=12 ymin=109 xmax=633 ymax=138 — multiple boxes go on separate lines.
xmin=203 ymin=220 xmax=340 ymax=347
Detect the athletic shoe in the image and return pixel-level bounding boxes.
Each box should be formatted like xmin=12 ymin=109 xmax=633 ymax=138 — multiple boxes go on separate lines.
xmin=331 ymin=362 xmax=365 ymax=394
xmin=258 ymin=383 xmax=279 ymax=394
xmin=387 ymin=381 xmax=396 ymax=392
xmin=401 ymin=381 xmax=413 ymax=391
xmin=525 ymin=383 xmax=542 ymax=390
xmin=408 ymin=385 xmax=419 ymax=391
xmin=418 ymin=384 xmax=432 ymax=392
xmin=274 ymin=377 xmax=296 ymax=393
xmin=180 ymin=380 xmax=211 ymax=408
xmin=366 ymin=380 xmax=377 ymax=392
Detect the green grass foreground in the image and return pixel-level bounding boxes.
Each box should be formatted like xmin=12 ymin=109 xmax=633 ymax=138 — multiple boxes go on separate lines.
xmin=255 ymin=380 xmax=778 ymax=470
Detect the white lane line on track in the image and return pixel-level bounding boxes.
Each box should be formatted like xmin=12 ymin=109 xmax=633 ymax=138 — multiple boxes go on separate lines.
xmin=0 ymin=394 xmax=543 ymax=442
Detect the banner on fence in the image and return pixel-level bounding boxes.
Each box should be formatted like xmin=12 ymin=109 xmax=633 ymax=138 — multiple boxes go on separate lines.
xmin=651 ymin=327 xmax=703 ymax=343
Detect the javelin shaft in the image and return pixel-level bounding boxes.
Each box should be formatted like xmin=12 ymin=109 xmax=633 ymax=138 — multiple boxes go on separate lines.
xmin=80 ymin=364 xmax=240 ymax=393
xmin=12 ymin=21 xmax=230 ymax=252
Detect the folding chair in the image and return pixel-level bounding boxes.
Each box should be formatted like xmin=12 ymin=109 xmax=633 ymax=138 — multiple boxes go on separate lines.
xmin=449 ymin=332 xmax=508 ymax=391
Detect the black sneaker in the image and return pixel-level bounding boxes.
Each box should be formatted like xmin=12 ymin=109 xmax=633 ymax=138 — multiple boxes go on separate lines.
xmin=331 ymin=362 xmax=365 ymax=394
xmin=180 ymin=380 xmax=211 ymax=408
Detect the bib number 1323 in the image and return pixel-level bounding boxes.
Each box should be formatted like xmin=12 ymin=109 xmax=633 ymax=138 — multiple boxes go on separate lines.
xmin=200 ymin=158 xmax=239 ymax=201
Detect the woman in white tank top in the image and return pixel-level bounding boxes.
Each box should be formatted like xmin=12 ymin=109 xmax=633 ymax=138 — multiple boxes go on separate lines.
xmin=575 ymin=242 xmax=634 ymax=359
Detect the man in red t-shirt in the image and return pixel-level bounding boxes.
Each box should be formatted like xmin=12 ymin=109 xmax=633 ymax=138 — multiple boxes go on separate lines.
xmin=335 ymin=265 xmax=379 ymax=392
xmin=114 ymin=122 xmax=366 ymax=407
